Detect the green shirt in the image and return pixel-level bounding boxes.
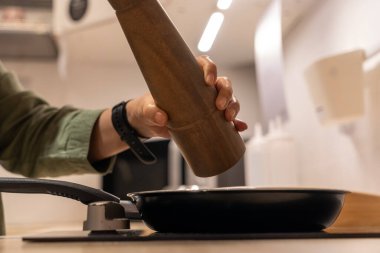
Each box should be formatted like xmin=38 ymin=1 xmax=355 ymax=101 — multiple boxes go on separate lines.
xmin=0 ymin=61 xmax=115 ymax=234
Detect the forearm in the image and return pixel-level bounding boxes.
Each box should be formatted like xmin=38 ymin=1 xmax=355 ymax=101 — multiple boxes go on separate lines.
xmin=88 ymin=108 xmax=129 ymax=162
xmin=0 ymin=64 xmax=115 ymax=176
xmin=0 ymin=100 xmax=110 ymax=177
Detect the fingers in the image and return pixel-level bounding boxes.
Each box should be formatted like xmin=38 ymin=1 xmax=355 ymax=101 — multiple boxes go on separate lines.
xmin=127 ymin=94 xmax=170 ymax=138
xmin=224 ymin=96 xmax=240 ymax=121
xmin=196 ymin=55 xmax=217 ymax=86
xmin=233 ymin=119 xmax=248 ymax=132
xmin=142 ymin=102 xmax=168 ymax=127
xmin=215 ymin=76 xmax=238 ymax=122
xmin=143 ymin=105 xmax=170 ymax=137
xmin=136 ymin=93 xmax=168 ymax=126
xmin=215 ymin=77 xmax=246 ymax=132
xmin=215 ymin=77 xmax=233 ymax=110
xmin=224 ymin=97 xmax=247 ymax=132
xmin=154 ymin=55 xmax=247 ymax=134
xmin=196 ymin=56 xmax=235 ymax=112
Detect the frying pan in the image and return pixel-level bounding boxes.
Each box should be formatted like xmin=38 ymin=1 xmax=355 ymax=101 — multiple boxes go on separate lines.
xmin=0 ymin=177 xmax=346 ymax=233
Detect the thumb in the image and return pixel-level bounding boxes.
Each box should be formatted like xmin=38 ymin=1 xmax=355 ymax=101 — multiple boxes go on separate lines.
xmin=145 ymin=105 xmax=168 ymax=126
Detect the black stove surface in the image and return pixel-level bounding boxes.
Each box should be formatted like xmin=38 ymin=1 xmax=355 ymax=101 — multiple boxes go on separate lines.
xmin=22 ymin=227 xmax=380 ymax=242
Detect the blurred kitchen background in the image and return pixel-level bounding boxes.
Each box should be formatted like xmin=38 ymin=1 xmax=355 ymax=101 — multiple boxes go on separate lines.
xmin=1 ymin=0 xmax=380 ymax=228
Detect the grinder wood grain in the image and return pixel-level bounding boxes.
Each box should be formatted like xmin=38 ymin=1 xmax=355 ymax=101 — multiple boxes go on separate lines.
xmin=108 ymin=0 xmax=245 ymax=177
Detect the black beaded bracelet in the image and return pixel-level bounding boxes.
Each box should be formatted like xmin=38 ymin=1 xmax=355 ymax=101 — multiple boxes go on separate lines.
xmin=111 ymin=101 xmax=157 ymax=164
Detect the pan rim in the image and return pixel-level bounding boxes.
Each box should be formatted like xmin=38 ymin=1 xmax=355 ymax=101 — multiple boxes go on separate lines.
xmin=128 ymin=187 xmax=348 ymax=197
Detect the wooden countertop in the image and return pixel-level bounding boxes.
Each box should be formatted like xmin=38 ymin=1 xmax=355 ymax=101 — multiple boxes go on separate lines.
xmin=2 ymin=222 xmax=380 ymax=253
xmin=2 ymin=233 xmax=380 ymax=253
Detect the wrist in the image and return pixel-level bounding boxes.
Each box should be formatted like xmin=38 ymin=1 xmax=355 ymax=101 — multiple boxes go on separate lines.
xmin=112 ymin=101 xmax=157 ymax=164
xmin=88 ymin=108 xmax=126 ymax=162
xmin=125 ymin=99 xmax=145 ymax=138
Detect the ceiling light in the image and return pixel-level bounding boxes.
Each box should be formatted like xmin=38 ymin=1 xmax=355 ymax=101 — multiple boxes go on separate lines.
xmin=197 ymin=12 xmax=224 ymax=52
xmin=217 ymin=0 xmax=233 ymax=10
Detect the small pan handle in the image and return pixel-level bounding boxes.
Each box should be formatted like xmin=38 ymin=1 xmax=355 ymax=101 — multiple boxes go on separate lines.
xmin=0 ymin=177 xmax=120 ymax=205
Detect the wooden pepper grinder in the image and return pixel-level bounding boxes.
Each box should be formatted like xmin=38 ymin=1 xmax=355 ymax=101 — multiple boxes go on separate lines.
xmin=108 ymin=0 xmax=245 ymax=177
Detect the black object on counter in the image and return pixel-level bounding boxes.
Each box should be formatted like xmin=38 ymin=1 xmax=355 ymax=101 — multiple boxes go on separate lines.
xmin=128 ymin=188 xmax=346 ymax=233
xmin=0 ymin=178 xmax=346 ymax=233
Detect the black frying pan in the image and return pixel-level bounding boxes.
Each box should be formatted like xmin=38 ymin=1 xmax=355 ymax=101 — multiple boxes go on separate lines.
xmin=0 ymin=178 xmax=346 ymax=233
xmin=128 ymin=188 xmax=346 ymax=232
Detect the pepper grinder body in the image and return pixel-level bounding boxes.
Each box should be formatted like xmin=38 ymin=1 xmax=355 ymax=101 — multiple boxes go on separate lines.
xmin=108 ymin=0 xmax=245 ymax=177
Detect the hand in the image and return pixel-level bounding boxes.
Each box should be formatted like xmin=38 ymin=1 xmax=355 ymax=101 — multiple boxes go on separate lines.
xmin=196 ymin=55 xmax=248 ymax=132
xmin=88 ymin=56 xmax=248 ymax=162
xmin=127 ymin=55 xmax=248 ymax=138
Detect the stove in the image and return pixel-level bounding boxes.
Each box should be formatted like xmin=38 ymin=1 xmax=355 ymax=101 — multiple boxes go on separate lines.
xmin=23 ymin=226 xmax=380 ymax=242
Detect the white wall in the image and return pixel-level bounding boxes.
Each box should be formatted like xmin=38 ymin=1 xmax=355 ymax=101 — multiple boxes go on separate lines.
xmin=283 ymin=0 xmax=380 ymax=193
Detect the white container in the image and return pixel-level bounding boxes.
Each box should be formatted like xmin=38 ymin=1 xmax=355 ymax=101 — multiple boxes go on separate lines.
xmin=266 ymin=118 xmax=299 ymax=186
xmin=304 ymin=50 xmax=365 ymax=125
xmin=245 ymin=123 xmax=270 ymax=186
xmin=245 ymin=120 xmax=299 ymax=187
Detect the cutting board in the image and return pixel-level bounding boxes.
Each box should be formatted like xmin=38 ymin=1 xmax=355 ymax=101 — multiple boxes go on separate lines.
xmin=327 ymin=191 xmax=380 ymax=232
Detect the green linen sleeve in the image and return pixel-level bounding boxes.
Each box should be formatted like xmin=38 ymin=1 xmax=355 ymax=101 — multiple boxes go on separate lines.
xmin=0 ymin=62 xmax=115 ymax=177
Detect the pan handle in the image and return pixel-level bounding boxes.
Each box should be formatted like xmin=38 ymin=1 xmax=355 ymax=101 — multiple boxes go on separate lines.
xmin=0 ymin=177 xmax=120 ymax=205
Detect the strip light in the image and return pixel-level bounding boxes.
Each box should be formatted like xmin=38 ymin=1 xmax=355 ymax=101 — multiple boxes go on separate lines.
xmin=217 ymin=0 xmax=233 ymax=10
xmin=197 ymin=12 xmax=224 ymax=52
